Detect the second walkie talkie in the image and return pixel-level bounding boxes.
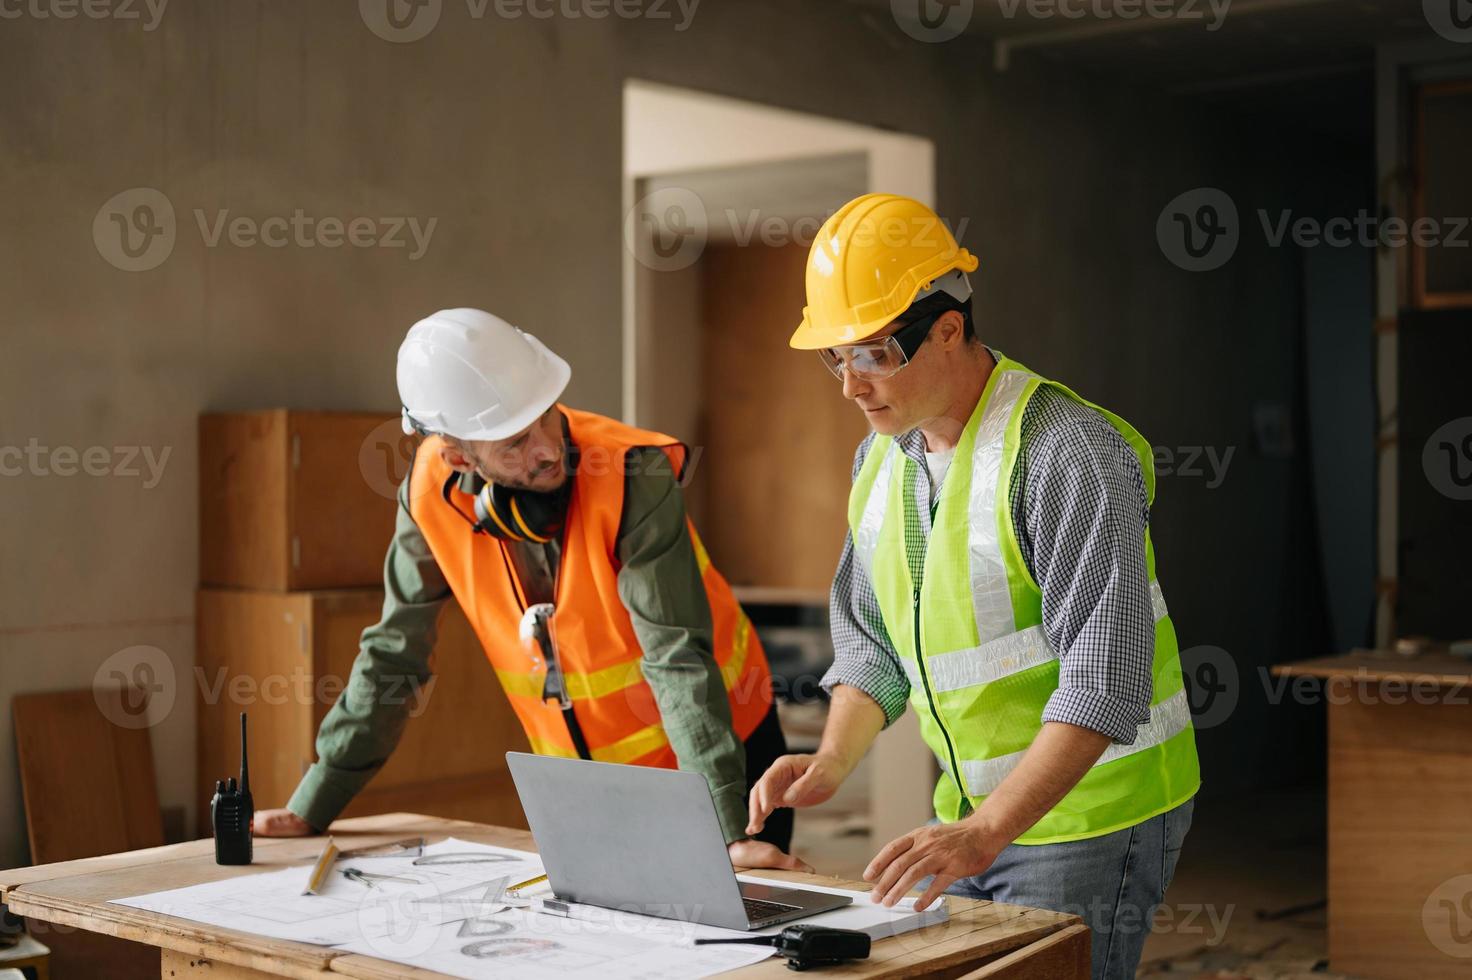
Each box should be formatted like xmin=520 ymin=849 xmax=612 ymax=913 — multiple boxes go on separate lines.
xmin=211 ymin=711 xmax=254 ymax=865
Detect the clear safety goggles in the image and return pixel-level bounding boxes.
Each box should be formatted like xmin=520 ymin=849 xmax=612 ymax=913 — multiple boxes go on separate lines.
xmin=817 ymin=309 xmax=942 ymax=382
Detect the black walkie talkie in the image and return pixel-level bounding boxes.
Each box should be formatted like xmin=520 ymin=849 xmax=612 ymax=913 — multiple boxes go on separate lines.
xmin=211 ymin=712 xmax=254 ymax=865
xmin=696 ymin=925 xmax=871 ymax=971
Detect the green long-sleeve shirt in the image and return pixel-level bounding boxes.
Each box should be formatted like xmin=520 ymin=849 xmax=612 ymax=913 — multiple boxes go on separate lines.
xmin=286 ymin=447 xmax=751 ymax=842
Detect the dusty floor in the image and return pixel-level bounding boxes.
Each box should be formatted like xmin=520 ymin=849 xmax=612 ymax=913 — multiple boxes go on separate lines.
xmin=781 ymin=713 xmax=1347 ymax=980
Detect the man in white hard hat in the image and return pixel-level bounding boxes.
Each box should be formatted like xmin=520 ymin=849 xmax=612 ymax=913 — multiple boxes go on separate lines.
xmin=255 ymin=308 xmax=806 ymax=871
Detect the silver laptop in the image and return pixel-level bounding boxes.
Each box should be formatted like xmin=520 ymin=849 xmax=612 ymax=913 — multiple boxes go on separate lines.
xmin=506 ymin=752 xmax=852 ymax=930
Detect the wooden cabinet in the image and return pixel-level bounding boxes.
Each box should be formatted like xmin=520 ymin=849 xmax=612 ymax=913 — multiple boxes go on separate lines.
xmin=195 ymin=588 xmax=529 ymax=836
xmin=1274 ymin=653 xmax=1472 ymax=979
xmin=199 ymin=411 xmax=410 ymax=590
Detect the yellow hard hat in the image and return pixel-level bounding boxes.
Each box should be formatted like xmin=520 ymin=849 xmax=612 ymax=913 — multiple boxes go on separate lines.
xmin=790 ymin=193 xmax=979 ymax=350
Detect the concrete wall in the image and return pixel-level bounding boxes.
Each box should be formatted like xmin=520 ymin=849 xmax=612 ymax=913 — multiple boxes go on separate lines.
xmin=0 ymin=0 xmax=1344 ymax=868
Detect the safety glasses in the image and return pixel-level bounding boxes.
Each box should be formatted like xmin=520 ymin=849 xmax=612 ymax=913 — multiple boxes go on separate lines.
xmin=817 ymin=309 xmax=942 ymax=382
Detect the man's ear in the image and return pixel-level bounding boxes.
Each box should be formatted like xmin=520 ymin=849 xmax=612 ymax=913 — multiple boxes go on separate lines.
xmin=437 ymin=440 xmax=477 ymax=475
xmin=933 ymin=310 xmax=967 ymax=350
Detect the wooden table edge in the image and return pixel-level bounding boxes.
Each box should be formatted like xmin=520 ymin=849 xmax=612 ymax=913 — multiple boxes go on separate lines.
xmin=1271 ymin=654 xmax=1472 ymax=687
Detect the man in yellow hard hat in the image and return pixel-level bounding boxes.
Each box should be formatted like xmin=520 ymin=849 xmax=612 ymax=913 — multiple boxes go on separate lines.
xmin=747 ymin=194 xmax=1200 ymax=980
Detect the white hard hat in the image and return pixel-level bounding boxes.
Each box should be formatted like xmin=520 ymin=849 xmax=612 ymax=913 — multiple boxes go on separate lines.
xmin=397 ymin=308 xmax=571 ymax=441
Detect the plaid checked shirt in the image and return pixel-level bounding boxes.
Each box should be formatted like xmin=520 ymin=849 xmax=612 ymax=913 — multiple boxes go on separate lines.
xmin=824 ymin=366 xmax=1156 ymax=745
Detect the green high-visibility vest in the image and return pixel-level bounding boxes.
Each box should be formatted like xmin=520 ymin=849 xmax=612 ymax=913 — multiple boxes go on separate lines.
xmin=848 ymin=355 xmax=1200 ymax=844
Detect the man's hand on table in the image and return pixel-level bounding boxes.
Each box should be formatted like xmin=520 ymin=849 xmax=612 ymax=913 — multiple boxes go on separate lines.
xmin=864 ymin=818 xmax=1002 ymax=912
xmin=253 ymin=808 xmax=316 ymax=836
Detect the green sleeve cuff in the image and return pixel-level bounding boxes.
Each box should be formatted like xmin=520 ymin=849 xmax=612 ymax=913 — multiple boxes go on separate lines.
xmin=712 ymin=783 xmax=750 ymax=845
xmin=286 ymin=762 xmax=375 ymax=832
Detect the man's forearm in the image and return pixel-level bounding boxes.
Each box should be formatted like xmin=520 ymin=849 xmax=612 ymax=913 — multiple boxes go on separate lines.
xmin=968 ymin=720 xmax=1110 ymax=844
xmin=817 ymin=684 xmax=888 ymax=779
xmin=288 ymin=483 xmax=449 ymax=830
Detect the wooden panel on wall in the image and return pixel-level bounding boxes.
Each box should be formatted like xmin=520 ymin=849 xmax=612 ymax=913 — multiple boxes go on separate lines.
xmin=696 ymin=243 xmax=871 ymax=591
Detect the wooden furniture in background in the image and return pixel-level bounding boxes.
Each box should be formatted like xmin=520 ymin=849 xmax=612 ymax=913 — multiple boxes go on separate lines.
xmin=695 ymin=242 xmax=871 ymax=594
xmin=12 ymin=687 xmax=167 ymax=979
xmin=196 ymin=589 xmax=530 ymax=837
xmin=1412 ymin=79 xmax=1472 ymax=311
xmin=1272 ymin=652 xmax=1472 ymax=979
xmin=0 ymin=812 xmax=1091 ymax=979
xmin=199 ymin=411 xmax=408 ymax=590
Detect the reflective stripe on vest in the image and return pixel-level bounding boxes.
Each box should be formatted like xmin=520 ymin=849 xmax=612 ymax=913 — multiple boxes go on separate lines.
xmin=947 ymin=688 xmax=1193 ymax=796
xmin=892 ymin=581 xmax=1170 ymax=695
xmin=848 ymin=357 xmax=1200 ymax=844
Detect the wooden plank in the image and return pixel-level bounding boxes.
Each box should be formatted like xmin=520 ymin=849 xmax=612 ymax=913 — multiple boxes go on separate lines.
xmin=958 ymin=923 xmax=1091 ymax=979
xmin=13 ymin=687 xmax=165 ymax=863
xmin=1272 ymin=651 xmax=1472 ymax=687
xmin=11 ymin=687 xmax=171 ymax=980
xmin=1327 ymin=696 xmax=1472 ymax=978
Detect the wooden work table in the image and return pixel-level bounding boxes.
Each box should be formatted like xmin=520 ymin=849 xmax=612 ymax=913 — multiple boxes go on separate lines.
xmin=0 ymin=812 xmax=1090 ymax=979
xmin=1272 ymin=652 xmax=1472 ymax=979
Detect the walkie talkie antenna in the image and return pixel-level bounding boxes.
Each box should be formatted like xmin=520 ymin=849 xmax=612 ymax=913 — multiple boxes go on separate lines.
xmin=239 ymin=712 xmax=250 ymax=794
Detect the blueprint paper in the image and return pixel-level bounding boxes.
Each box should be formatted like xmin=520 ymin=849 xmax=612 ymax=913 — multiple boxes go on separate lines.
xmin=110 ymin=838 xmax=543 ymax=947
xmin=110 ymin=838 xmax=937 ymax=977
xmin=332 ymin=905 xmax=774 ymax=980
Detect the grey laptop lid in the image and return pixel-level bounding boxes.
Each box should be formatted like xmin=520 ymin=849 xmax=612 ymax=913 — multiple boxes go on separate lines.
xmin=508 ymin=752 xmax=853 ymax=930
xmin=507 ymin=752 xmax=752 ymax=927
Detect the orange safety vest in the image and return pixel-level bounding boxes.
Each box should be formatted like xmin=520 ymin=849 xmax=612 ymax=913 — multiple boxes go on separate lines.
xmin=408 ymin=406 xmax=773 ymax=768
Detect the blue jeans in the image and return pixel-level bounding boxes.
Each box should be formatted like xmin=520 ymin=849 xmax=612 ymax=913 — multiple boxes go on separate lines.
xmin=942 ymin=797 xmax=1194 ymax=980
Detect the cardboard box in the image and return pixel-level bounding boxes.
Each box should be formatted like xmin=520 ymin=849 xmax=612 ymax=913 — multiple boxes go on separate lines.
xmin=199 ymin=410 xmax=410 ymax=590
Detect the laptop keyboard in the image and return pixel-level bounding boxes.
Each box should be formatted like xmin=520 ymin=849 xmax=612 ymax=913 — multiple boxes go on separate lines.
xmin=743 ymin=897 xmax=801 ymax=923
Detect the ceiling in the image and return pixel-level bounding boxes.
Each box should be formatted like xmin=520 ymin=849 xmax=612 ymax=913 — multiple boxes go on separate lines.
xmin=848 ymin=0 xmax=1459 ymax=142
